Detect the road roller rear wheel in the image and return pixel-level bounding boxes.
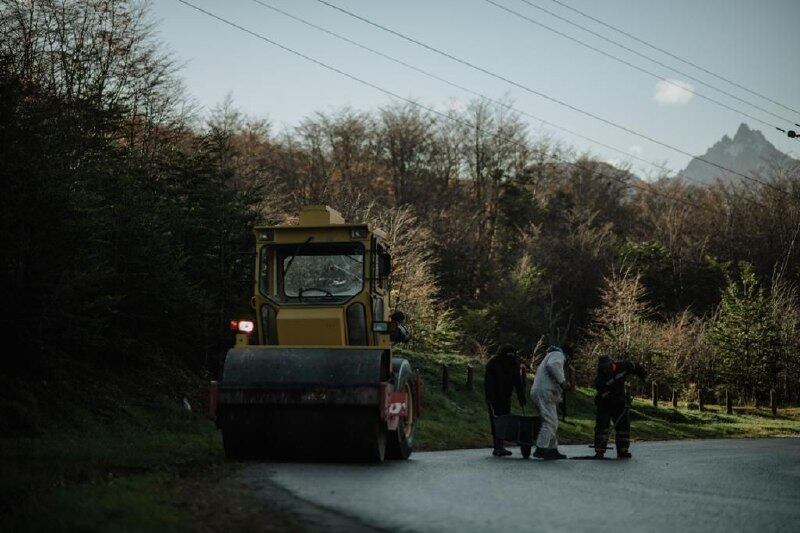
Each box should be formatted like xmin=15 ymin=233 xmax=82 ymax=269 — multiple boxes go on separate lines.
xmin=387 ymin=360 xmax=416 ymax=460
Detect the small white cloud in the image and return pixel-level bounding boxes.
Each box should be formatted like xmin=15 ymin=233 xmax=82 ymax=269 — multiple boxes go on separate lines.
xmin=653 ymin=79 xmax=694 ymax=105
xmin=628 ymin=145 xmax=643 ymax=155
xmin=446 ymin=97 xmax=465 ymax=113
xmin=605 ymin=158 xmax=621 ymax=168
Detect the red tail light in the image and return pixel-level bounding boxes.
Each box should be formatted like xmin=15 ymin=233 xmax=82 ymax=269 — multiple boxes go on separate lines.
xmin=229 ymin=319 xmax=255 ymax=334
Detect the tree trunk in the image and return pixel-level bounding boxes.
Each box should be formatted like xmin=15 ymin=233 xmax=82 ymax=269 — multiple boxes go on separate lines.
xmin=726 ymin=390 xmax=733 ymax=415
xmin=651 ymin=381 xmax=658 ymax=408
xmin=466 ymin=365 xmax=474 ymax=391
xmin=441 ymin=364 xmax=449 ymax=392
xmin=671 ymin=389 xmax=678 ymax=408
xmin=698 ymin=387 xmax=705 ymax=412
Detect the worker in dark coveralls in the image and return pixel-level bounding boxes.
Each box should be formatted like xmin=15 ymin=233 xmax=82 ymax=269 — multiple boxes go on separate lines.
xmin=594 ymin=355 xmax=645 ymax=459
xmin=484 ymin=344 xmax=527 ymax=456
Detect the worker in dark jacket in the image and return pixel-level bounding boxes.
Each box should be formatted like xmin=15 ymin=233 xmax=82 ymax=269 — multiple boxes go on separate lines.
xmin=485 ymin=344 xmax=527 ymax=456
xmin=594 ymin=355 xmax=645 ymax=459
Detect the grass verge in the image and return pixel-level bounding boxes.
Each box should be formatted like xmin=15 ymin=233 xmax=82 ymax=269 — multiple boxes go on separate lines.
xmin=0 ymin=406 xmax=224 ymax=531
xmin=0 ymin=359 xmax=301 ymax=532
xmin=400 ymin=349 xmax=800 ymax=450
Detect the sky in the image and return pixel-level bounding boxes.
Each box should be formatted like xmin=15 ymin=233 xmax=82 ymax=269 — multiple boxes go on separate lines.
xmin=151 ymin=0 xmax=800 ymax=176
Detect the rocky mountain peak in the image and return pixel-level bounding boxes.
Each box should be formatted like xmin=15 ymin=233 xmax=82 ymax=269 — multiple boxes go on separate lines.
xmin=734 ymin=122 xmax=752 ymax=139
xmin=681 ymin=123 xmax=797 ymax=184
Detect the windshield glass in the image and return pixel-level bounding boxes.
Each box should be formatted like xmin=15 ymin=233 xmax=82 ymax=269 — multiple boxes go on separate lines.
xmin=279 ymin=243 xmax=364 ymax=301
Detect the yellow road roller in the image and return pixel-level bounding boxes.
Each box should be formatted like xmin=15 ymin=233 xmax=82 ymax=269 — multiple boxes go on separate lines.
xmin=209 ymin=206 xmax=419 ymax=462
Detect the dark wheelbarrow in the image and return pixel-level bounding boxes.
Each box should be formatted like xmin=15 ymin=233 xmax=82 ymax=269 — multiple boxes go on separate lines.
xmin=493 ymin=407 xmax=541 ymax=459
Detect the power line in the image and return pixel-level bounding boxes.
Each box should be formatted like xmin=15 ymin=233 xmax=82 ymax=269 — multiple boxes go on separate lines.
xmin=249 ymin=0 xmax=676 ymax=179
xmin=314 ymin=0 xmax=789 ymax=195
xmin=174 ymin=0 xmax=708 ymax=213
xmin=508 ymin=0 xmax=796 ymax=129
xmin=485 ymin=0 xmax=791 ymax=133
xmin=549 ymin=0 xmax=800 ymax=122
xmin=249 ymin=0 xmax=766 ymax=201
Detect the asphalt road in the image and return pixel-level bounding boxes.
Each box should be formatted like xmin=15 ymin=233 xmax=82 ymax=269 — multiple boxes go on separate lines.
xmin=239 ymin=439 xmax=800 ymax=533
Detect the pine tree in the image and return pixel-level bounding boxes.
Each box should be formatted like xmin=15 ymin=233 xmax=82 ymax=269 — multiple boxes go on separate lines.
xmin=707 ymin=263 xmax=782 ymax=403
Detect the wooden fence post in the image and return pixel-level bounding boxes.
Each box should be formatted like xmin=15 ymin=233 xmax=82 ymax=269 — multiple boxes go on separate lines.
xmin=771 ymin=388 xmax=777 ymax=416
xmin=671 ymin=389 xmax=678 ymax=408
xmin=726 ymin=390 xmax=733 ymax=415
xmin=466 ymin=365 xmax=474 ymax=391
xmin=441 ymin=364 xmax=449 ymax=392
xmin=698 ymin=387 xmax=705 ymax=412
xmin=652 ymin=381 xmax=658 ymax=408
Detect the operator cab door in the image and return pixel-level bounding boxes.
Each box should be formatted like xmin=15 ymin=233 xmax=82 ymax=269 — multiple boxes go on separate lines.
xmin=257 ymin=245 xmax=277 ymax=345
xmin=372 ymin=239 xmax=391 ymax=347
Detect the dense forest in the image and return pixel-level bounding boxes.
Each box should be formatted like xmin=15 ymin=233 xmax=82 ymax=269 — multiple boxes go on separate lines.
xmin=3 ymin=0 xmax=799 ymax=409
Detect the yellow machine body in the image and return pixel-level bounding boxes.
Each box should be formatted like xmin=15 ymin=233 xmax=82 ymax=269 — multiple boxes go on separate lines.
xmin=216 ymin=206 xmax=417 ymax=462
xmin=249 ymin=205 xmax=391 ymax=349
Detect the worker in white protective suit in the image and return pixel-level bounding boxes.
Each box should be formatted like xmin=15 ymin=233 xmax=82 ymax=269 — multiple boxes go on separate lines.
xmin=530 ymin=346 xmax=569 ymax=460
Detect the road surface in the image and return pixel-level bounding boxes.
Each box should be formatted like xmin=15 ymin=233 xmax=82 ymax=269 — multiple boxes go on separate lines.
xmin=239 ymin=439 xmax=800 ymax=532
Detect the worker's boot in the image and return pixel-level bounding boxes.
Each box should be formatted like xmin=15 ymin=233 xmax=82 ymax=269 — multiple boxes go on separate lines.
xmin=550 ymin=448 xmax=567 ymax=460
xmin=594 ymin=448 xmax=606 ymax=460
xmin=617 ymin=449 xmax=632 ymax=459
xmin=534 ymin=447 xmax=560 ymax=460
xmin=493 ymin=440 xmax=512 ymax=457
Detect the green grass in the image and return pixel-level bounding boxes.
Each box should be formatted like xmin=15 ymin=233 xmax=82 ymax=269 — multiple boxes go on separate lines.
xmin=31 ymin=473 xmax=187 ymax=532
xmin=0 ymin=402 xmax=224 ymax=532
xmin=411 ymin=355 xmax=494 ymax=450
xmin=399 ymin=349 xmax=800 ymax=450
xmin=0 ymin=358 xmax=252 ymax=533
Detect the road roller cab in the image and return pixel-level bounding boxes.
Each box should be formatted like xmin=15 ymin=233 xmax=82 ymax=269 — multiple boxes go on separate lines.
xmin=212 ymin=206 xmax=419 ymax=462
